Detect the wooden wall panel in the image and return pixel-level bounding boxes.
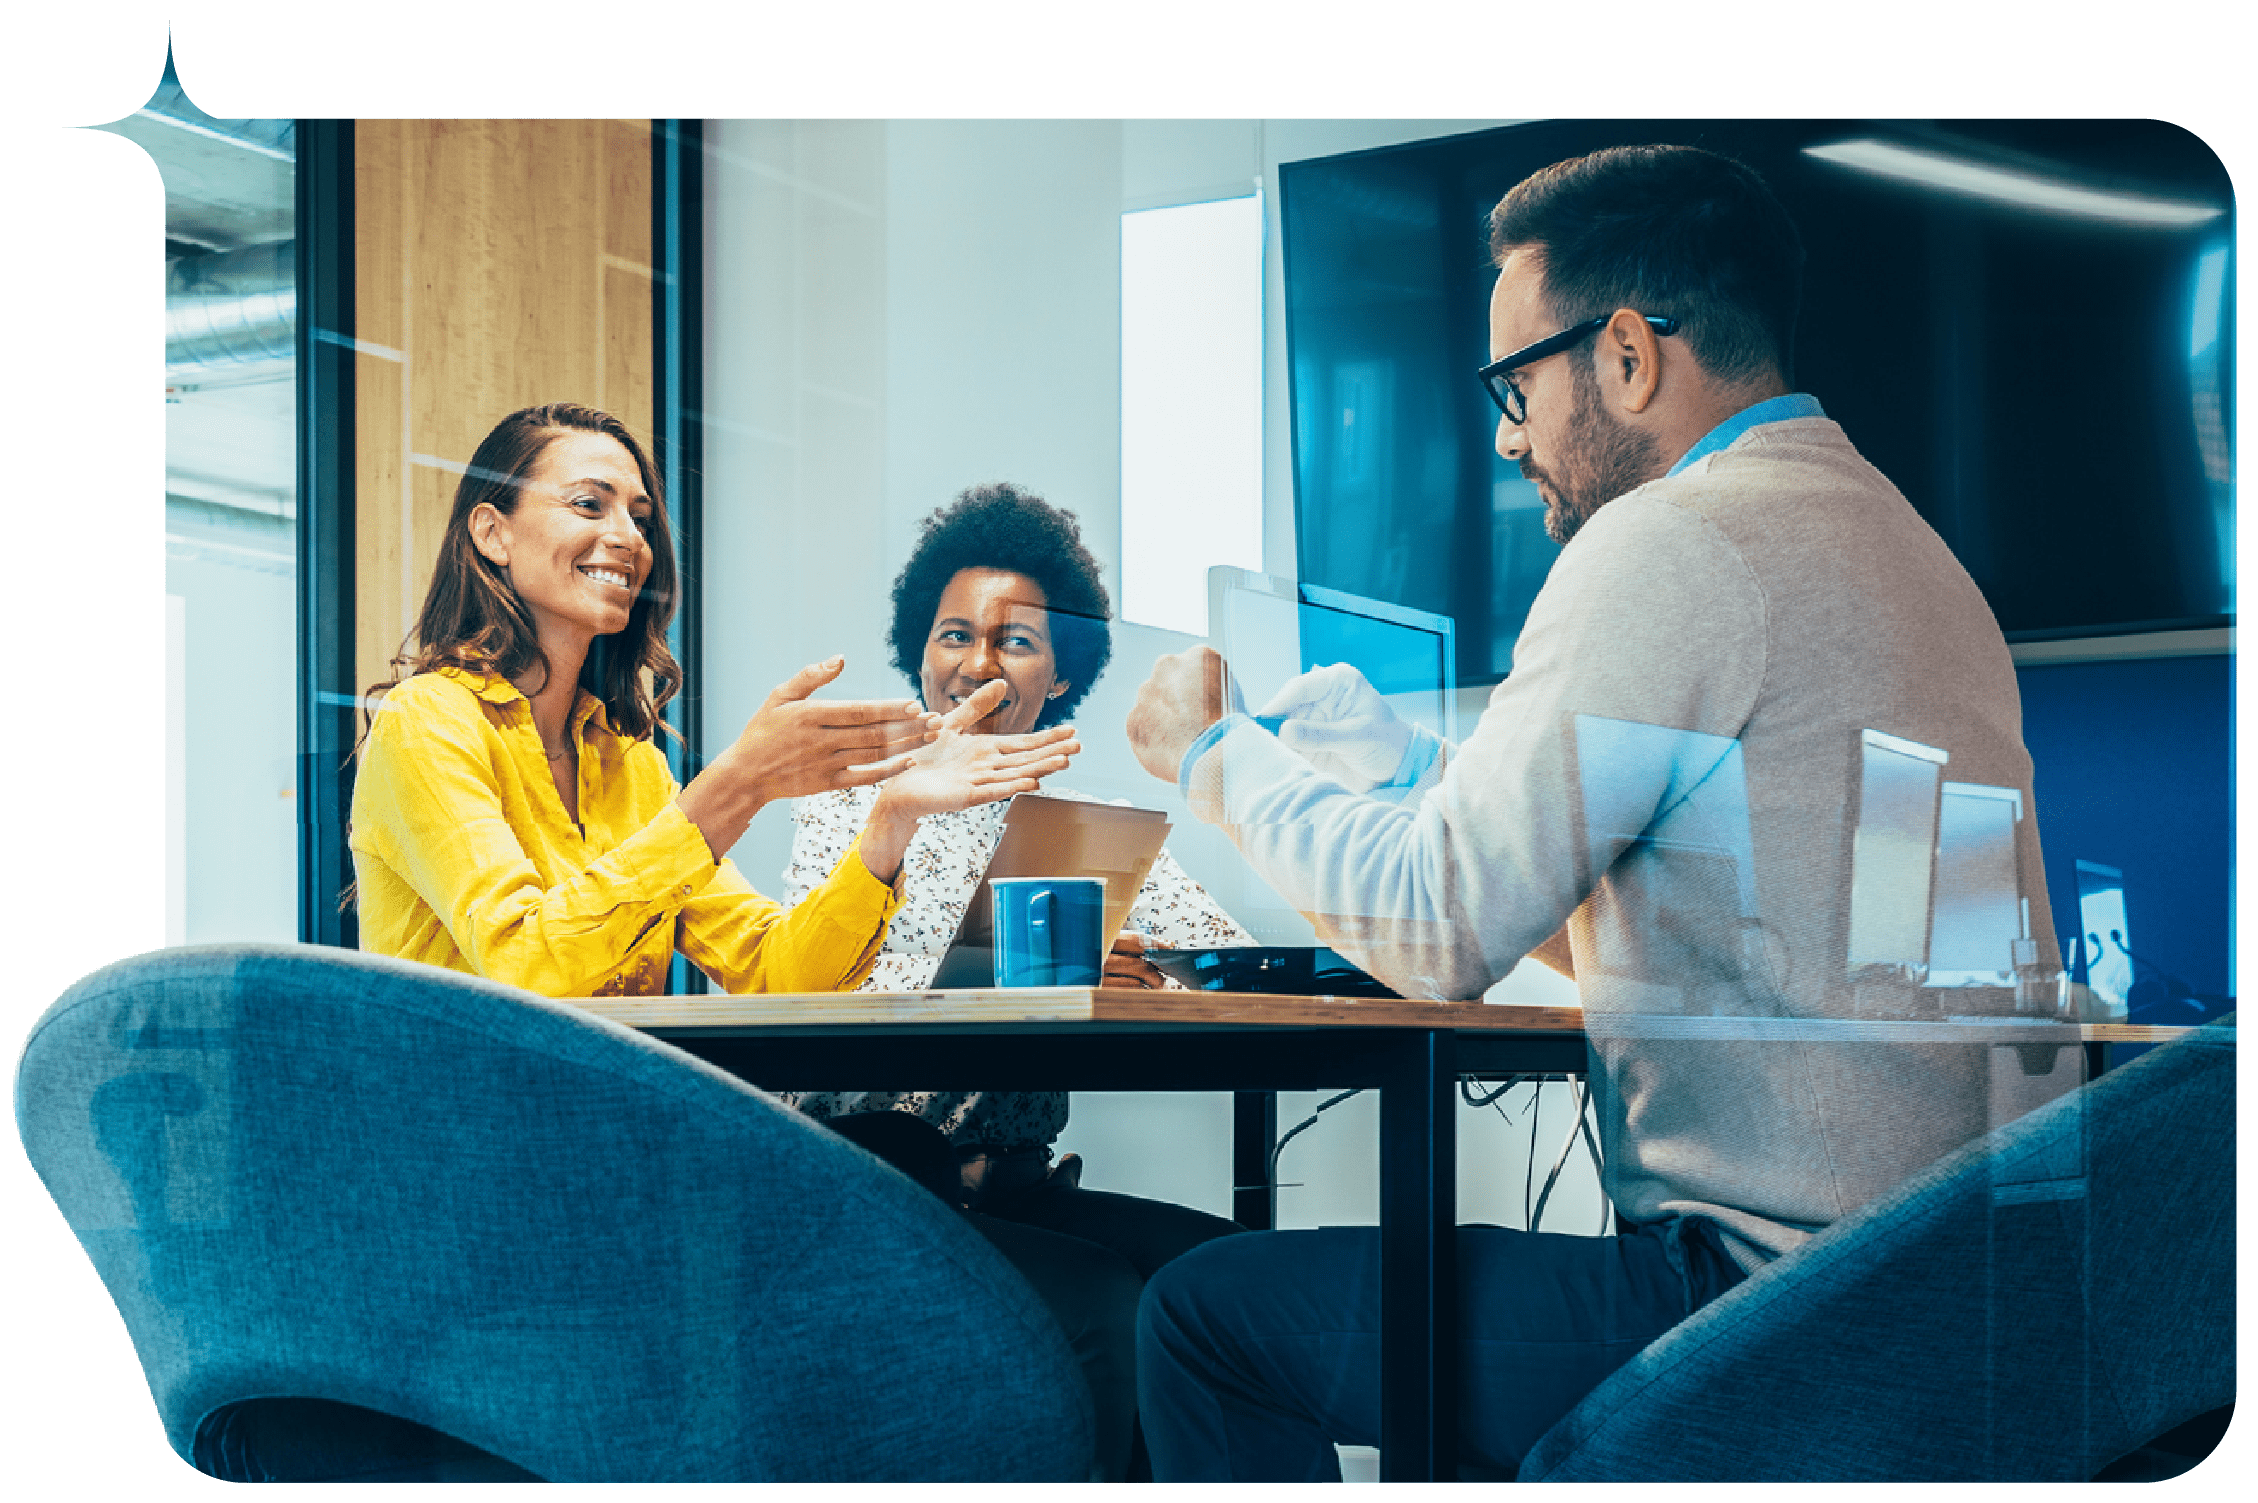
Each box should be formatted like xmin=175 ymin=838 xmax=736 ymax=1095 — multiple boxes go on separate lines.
xmin=354 ymin=119 xmax=653 ymax=698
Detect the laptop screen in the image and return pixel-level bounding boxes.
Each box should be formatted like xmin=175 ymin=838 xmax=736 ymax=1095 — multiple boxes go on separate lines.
xmin=1207 ymin=567 xmax=1455 ymax=745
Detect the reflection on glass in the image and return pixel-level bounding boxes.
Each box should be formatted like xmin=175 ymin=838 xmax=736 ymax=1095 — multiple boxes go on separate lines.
xmin=2187 ymin=241 xmax=2233 ymax=606
xmin=1572 ymin=715 xmax=1760 ymax=1015
xmin=1846 ymin=730 xmax=1947 ymax=986
xmin=1211 ymin=572 xmax=1302 ymax=718
xmin=1206 ymin=570 xmax=1456 ymax=950
xmin=1297 ymin=585 xmax=1452 ymax=742
xmin=2074 ymin=860 xmax=2134 ymax=1016
xmin=98 ymin=64 xmax=299 ymax=944
xmin=1208 ymin=567 xmax=1455 ymax=747
xmin=1926 ymin=782 xmax=2025 ymax=988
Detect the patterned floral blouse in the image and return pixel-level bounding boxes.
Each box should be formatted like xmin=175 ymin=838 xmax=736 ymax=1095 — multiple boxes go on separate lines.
xmin=774 ymin=784 xmax=1255 ymax=1147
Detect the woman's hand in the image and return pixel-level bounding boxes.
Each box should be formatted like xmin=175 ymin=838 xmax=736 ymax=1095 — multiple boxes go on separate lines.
xmin=723 ymin=656 xmax=941 ymax=798
xmin=679 ymin=657 xmax=939 ymax=860
xmin=1101 ymin=929 xmax=1168 ymax=989
xmin=875 ymin=681 xmax=1079 ymax=822
xmin=859 ymin=681 xmax=1079 ymax=882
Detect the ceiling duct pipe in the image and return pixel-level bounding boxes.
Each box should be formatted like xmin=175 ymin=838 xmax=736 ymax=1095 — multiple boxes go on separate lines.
xmin=166 ymin=239 xmax=296 ymax=389
xmin=138 ymin=78 xmax=296 ymax=163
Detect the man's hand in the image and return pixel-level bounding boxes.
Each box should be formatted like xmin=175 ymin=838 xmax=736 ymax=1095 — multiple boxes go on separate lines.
xmin=1128 ymin=646 xmax=1232 ymax=784
xmin=1257 ymin=662 xmax=1409 ymax=793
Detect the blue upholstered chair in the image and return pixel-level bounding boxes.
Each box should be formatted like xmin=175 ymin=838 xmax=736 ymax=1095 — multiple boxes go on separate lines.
xmin=1521 ymin=1017 xmax=2236 ymax=1482
xmin=14 ymin=944 xmax=1094 ymax=1483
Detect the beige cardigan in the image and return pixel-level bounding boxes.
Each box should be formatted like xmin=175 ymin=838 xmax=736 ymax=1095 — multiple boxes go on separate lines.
xmin=1188 ymin=414 xmax=2078 ymax=1266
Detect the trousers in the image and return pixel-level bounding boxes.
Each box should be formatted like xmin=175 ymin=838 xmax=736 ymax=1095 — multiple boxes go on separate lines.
xmin=821 ymin=1112 xmax=1240 ymax=1480
xmin=1136 ymin=1217 xmax=1746 ymax=1481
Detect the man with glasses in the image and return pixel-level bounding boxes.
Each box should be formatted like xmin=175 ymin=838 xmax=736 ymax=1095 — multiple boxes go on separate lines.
xmin=1122 ymin=143 xmax=2067 ymax=1479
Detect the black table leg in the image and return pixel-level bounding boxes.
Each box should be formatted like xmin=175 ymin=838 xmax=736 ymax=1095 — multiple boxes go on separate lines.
xmin=1233 ymin=1091 xmax=1278 ymax=1230
xmin=1378 ymin=1028 xmax=1457 ymax=1481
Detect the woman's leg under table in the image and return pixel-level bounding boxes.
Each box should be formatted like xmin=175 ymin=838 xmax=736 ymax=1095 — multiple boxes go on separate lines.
xmin=981 ymin=1175 xmax=1244 ymax=1279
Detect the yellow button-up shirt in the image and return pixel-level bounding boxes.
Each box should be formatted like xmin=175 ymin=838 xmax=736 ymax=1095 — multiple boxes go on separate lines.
xmin=350 ymin=667 xmax=900 ymax=996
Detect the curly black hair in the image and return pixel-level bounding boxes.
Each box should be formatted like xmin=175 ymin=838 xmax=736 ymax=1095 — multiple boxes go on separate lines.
xmin=887 ymin=482 xmax=1113 ymax=730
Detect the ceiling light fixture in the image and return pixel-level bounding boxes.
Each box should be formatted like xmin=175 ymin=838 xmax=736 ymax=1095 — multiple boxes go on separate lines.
xmin=1802 ymin=139 xmax=2223 ymax=228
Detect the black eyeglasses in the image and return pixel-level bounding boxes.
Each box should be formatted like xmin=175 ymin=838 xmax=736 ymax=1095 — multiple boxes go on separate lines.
xmin=1477 ymin=315 xmax=1679 ymax=425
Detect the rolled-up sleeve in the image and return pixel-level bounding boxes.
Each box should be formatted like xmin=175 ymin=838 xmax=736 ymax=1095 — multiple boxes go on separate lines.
xmin=353 ymin=689 xmax=719 ymax=996
xmin=679 ymin=832 xmax=901 ymax=994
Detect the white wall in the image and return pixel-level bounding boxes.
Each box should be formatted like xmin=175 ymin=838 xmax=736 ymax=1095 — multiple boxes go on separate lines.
xmin=167 ymin=517 xmax=298 ymax=944
xmin=163 ymin=370 xmax=300 ymax=943
xmin=700 ymin=117 xmax=1595 ymax=1235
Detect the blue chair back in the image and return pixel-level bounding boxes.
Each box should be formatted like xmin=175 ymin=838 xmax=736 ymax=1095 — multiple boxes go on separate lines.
xmin=15 ymin=944 xmax=1093 ymax=1482
xmin=1523 ymin=1019 xmax=2235 ymax=1480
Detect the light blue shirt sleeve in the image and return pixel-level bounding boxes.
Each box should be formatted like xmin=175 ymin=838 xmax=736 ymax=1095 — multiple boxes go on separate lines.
xmin=1179 ymin=712 xmax=1254 ymax=796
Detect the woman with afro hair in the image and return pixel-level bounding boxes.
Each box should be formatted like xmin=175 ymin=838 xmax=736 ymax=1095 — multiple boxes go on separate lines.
xmin=777 ymin=481 xmax=1253 ymax=1479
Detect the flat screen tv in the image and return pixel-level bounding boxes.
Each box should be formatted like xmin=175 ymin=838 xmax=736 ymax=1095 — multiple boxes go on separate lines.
xmin=1280 ymin=120 xmax=2234 ymax=684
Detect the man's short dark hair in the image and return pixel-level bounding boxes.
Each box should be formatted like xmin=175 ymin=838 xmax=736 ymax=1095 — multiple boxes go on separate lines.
xmin=1488 ymin=144 xmax=1805 ymax=386
xmin=887 ymin=481 xmax=1113 ymax=729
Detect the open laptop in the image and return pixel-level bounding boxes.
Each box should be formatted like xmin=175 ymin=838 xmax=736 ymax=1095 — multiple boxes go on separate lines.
xmin=926 ymin=794 xmax=1173 ymax=988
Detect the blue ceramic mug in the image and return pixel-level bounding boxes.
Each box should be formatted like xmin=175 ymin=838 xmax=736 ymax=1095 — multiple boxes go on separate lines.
xmin=991 ymin=877 xmax=1107 ymax=987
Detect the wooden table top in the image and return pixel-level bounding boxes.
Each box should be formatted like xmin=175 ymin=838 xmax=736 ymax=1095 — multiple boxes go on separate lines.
xmin=565 ymin=988 xmax=2202 ymax=1044
xmin=571 ymin=988 xmax=1580 ymax=1033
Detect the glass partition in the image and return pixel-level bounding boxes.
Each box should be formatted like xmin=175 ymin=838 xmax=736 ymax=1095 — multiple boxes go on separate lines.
xmin=100 ymin=65 xmax=298 ymax=944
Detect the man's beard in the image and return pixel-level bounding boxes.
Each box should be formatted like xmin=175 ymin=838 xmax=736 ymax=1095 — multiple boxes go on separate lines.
xmin=1523 ymin=359 xmax=1663 ymax=545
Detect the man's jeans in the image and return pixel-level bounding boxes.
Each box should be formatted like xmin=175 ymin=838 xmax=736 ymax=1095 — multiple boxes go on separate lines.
xmin=1137 ymin=1217 xmax=1746 ymax=1481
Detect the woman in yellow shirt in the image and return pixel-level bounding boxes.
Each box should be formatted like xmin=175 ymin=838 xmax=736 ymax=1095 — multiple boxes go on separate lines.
xmin=351 ymin=402 xmax=1075 ymax=995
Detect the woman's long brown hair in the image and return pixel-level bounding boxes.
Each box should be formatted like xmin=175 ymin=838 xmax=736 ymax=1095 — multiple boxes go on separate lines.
xmin=361 ymin=402 xmax=682 ymax=743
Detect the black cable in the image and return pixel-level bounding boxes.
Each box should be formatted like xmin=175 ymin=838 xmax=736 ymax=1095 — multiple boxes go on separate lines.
xmin=1264 ymin=1077 xmax=1616 ymax=1228
xmin=1463 ymin=1074 xmax=1550 ymax=1109
xmin=1266 ymin=1087 xmax=1365 ymax=1188
xmin=1523 ymin=1080 xmax=1541 ymax=1227
xmin=1575 ymin=1088 xmax=1609 ymax=1234
xmin=1460 ymin=1076 xmax=1517 ymax=1108
xmin=1529 ymin=1079 xmax=1586 ymax=1231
